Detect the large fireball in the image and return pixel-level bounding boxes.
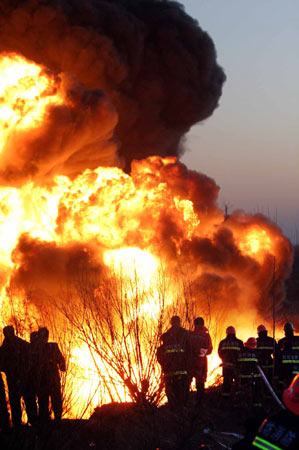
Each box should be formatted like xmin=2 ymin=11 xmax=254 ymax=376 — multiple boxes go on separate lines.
xmin=0 ymin=37 xmax=292 ymax=415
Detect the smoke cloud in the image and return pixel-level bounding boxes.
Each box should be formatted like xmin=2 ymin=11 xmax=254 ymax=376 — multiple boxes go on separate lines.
xmin=0 ymin=0 xmax=225 ymax=174
xmin=9 ymin=233 xmax=103 ymax=308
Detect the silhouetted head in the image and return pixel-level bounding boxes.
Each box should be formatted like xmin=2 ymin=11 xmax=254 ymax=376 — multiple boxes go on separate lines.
xmin=38 ymin=327 xmax=49 ymax=343
xmin=257 ymin=324 xmax=268 ymax=337
xmin=245 ymin=337 xmax=257 ymax=349
xmin=226 ymin=326 xmax=236 ymax=336
xmin=171 ymin=316 xmax=181 ymax=328
xmin=3 ymin=325 xmax=15 ymax=339
xmin=30 ymin=331 xmax=39 ymax=344
xmin=284 ymin=322 xmax=294 ymax=336
xmin=194 ymin=317 xmax=204 ymax=327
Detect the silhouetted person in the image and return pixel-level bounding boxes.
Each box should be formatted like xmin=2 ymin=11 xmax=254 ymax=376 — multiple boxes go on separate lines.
xmin=189 ymin=317 xmax=213 ymax=402
xmin=158 ymin=316 xmax=190 ymax=409
xmin=218 ymin=326 xmax=243 ymax=400
xmin=256 ymin=324 xmax=277 ymax=384
xmin=21 ymin=331 xmax=41 ymax=426
xmin=237 ymin=337 xmax=263 ymax=409
xmin=37 ymin=327 xmax=66 ymax=423
xmin=277 ymin=322 xmax=299 ymax=392
xmin=233 ymin=374 xmax=299 ymax=449
xmin=1 ymin=325 xmax=30 ymax=427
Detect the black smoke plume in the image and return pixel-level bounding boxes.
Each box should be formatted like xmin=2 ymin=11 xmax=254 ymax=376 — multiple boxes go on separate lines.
xmin=0 ymin=0 xmax=225 ymax=174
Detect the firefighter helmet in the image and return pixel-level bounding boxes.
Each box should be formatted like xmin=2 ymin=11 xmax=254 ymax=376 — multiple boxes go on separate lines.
xmin=245 ymin=337 xmax=257 ymax=349
xmin=283 ymin=374 xmax=299 ymax=415
xmin=284 ymin=322 xmax=294 ymax=333
xmin=257 ymin=324 xmax=267 ymax=333
xmin=226 ymin=326 xmax=236 ymax=335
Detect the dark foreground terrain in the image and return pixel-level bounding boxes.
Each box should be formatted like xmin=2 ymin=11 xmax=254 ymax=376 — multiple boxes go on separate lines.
xmin=0 ymin=387 xmax=280 ymax=450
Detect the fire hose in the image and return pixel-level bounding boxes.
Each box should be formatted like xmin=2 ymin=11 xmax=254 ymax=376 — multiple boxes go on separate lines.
xmin=256 ymin=364 xmax=286 ymax=410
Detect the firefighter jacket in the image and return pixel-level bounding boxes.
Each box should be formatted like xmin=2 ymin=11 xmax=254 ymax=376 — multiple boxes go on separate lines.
xmin=251 ymin=409 xmax=299 ymax=450
xmin=190 ymin=326 xmax=212 ymax=379
xmin=158 ymin=326 xmax=190 ymax=378
xmin=218 ymin=335 xmax=243 ymax=370
xmin=257 ymin=331 xmax=277 ymax=372
xmin=279 ymin=342 xmax=299 ymax=380
xmin=276 ymin=335 xmax=299 ymax=380
xmin=278 ymin=334 xmax=299 ymax=354
xmin=237 ymin=347 xmax=261 ymax=380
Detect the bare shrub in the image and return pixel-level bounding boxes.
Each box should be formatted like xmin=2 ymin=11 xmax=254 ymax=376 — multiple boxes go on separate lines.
xmin=58 ymin=267 xmax=168 ymax=407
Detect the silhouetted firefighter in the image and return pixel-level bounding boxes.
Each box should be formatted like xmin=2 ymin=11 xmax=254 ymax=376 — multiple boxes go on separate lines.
xmin=0 ymin=325 xmax=37 ymax=427
xmin=37 ymin=327 xmax=66 ymax=423
xmin=256 ymin=324 xmax=277 ymax=384
xmin=218 ymin=326 xmax=243 ymax=400
xmin=236 ymin=337 xmax=263 ymax=409
xmin=157 ymin=316 xmax=190 ymax=409
xmin=189 ymin=317 xmax=213 ymax=403
xmin=233 ymin=374 xmax=299 ymax=449
xmin=25 ymin=331 xmax=41 ymax=424
xmin=277 ymin=322 xmax=299 ymax=393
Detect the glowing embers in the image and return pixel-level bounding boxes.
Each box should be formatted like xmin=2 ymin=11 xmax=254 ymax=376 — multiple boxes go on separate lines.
xmin=0 ymin=52 xmax=63 ymax=152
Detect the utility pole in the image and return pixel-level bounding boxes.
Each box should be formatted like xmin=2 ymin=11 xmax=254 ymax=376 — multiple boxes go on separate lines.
xmin=272 ymin=256 xmax=276 ymax=385
xmin=272 ymin=256 xmax=276 ymax=341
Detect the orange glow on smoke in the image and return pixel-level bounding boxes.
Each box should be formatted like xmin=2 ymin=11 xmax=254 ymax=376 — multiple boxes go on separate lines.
xmin=0 ymin=53 xmax=292 ymax=416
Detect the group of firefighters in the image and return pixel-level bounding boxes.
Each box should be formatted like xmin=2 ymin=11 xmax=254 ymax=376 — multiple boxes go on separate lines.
xmin=0 ymin=325 xmax=65 ymax=429
xmin=219 ymin=321 xmax=299 ymax=406
xmin=158 ymin=317 xmax=299 ymax=448
xmin=157 ymin=316 xmax=299 ymax=410
xmin=157 ymin=315 xmax=212 ymax=408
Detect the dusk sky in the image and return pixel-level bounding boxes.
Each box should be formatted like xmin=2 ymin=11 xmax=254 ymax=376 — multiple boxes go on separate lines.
xmin=180 ymin=0 xmax=299 ymax=243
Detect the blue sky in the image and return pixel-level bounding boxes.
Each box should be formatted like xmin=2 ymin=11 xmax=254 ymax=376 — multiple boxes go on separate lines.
xmin=180 ymin=0 xmax=299 ymax=243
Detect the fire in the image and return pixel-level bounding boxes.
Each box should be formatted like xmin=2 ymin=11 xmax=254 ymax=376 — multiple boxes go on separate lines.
xmin=239 ymin=227 xmax=273 ymax=258
xmin=104 ymin=247 xmax=158 ymax=288
xmin=0 ymin=53 xmax=63 ymax=152
xmin=0 ymin=52 xmax=293 ymax=417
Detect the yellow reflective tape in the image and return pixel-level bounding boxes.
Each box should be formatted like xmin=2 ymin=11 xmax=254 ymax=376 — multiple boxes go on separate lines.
xmin=258 ymin=346 xmax=274 ymax=350
xmin=222 ymin=346 xmax=241 ymax=350
xmin=282 ymin=359 xmax=299 ymax=363
xmin=239 ymin=374 xmax=261 ymax=378
xmin=238 ymin=358 xmax=258 ymax=362
xmin=165 ymin=370 xmax=187 ymax=377
xmin=253 ymin=436 xmax=283 ymax=450
xmin=165 ymin=349 xmax=184 ymax=353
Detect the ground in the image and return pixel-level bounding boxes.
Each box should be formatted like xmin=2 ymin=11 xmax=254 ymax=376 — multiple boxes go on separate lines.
xmin=0 ymin=386 xmax=280 ymax=450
